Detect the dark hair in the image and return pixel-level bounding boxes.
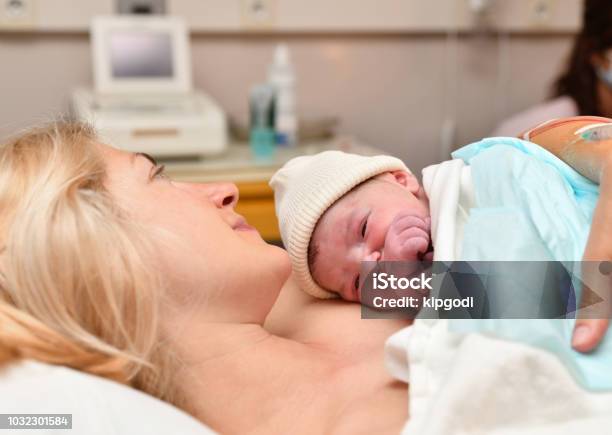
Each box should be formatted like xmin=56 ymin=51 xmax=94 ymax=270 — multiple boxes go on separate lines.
xmin=307 ymin=240 xmax=319 ymax=276
xmin=553 ymin=0 xmax=612 ymax=115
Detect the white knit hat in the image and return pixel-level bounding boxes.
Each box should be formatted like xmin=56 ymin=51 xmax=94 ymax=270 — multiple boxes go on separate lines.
xmin=270 ymin=150 xmax=409 ymax=299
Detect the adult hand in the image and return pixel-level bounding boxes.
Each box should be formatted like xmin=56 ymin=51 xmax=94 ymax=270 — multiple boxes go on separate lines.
xmin=572 ymin=319 xmax=610 ymax=352
xmin=572 ymin=161 xmax=612 ymax=353
xmin=517 ymin=116 xmax=612 ymax=352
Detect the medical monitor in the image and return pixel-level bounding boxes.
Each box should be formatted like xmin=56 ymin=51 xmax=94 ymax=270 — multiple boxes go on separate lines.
xmin=91 ymin=16 xmax=191 ymax=94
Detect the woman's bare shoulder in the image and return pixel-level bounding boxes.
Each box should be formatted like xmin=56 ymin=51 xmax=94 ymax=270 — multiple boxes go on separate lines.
xmin=264 ymin=276 xmax=409 ymax=433
xmin=265 ymin=274 xmax=408 ymax=351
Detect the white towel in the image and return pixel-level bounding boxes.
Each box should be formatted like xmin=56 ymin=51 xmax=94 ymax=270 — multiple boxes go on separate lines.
xmin=421 ymin=159 xmax=474 ymax=261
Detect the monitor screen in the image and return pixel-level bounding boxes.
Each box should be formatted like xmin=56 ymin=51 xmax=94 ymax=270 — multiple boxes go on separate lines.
xmin=109 ymin=31 xmax=174 ymax=79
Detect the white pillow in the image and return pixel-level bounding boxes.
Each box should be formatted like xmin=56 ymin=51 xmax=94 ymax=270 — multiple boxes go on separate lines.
xmin=0 ymin=360 xmax=216 ymax=435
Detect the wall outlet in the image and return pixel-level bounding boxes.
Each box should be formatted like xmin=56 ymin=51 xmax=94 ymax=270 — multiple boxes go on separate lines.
xmin=529 ymin=0 xmax=555 ymax=26
xmin=241 ymin=0 xmax=276 ymax=29
xmin=0 ymin=0 xmax=36 ymax=29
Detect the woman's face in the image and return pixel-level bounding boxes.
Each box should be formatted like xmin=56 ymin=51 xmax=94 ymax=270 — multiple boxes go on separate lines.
xmin=100 ymin=144 xmax=291 ymax=324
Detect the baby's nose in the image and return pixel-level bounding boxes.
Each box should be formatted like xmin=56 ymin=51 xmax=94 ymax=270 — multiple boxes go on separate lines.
xmin=364 ymin=251 xmax=381 ymax=262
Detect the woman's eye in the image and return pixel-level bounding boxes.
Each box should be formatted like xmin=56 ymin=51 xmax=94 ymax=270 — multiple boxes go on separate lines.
xmin=153 ymin=164 xmax=167 ymax=179
xmin=354 ymin=275 xmax=360 ymax=290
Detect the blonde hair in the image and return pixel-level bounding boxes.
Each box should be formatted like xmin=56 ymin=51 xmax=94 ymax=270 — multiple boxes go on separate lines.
xmin=0 ymin=122 xmax=177 ymax=404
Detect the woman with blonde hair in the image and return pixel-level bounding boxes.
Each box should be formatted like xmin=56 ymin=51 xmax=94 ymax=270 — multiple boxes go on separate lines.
xmin=0 ymin=122 xmax=408 ymax=434
xmin=0 ymin=123 xmax=176 ymax=400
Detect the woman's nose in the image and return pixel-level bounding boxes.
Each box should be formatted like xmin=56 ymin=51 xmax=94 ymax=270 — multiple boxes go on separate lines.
xmin=202 ymin=182 xmax=239 ymax=209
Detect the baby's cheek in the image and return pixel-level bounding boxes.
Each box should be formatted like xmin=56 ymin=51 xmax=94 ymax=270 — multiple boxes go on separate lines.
xmin=311 ymin=264 xmax=340 ymax=294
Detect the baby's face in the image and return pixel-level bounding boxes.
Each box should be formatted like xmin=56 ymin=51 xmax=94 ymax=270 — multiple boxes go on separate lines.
xmin=310 ymin=171 xmax=432 ymax=301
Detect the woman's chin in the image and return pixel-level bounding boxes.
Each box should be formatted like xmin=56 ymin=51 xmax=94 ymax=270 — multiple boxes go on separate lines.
xmin=271 ymin=246 xmax=293 ymax=286
xmin=276 ymin=246 xmax=292 ymax=276
xmin=236 ymin=231 xmax=292 ymax=287
xmin=235 ymin=226 xmax=264 ymax=240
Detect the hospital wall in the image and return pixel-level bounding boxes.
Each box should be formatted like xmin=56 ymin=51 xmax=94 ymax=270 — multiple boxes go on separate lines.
xmin=0 ymin=33 xmax=572 ymax=174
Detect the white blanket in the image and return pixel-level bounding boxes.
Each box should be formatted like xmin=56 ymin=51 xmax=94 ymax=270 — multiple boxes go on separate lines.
xmin=385 ymin=160 xmax=612 ymax=435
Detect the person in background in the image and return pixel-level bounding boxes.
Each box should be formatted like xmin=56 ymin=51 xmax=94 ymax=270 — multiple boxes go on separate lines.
xmin=493 ymin=0 xmax=612 ymax=136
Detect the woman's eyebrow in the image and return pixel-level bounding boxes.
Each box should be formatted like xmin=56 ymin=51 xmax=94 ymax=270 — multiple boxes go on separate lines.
xmin=134 ymin=152 xmax=158 ymax=167
xmin=130 ymin=152 xmax=159 ymax=181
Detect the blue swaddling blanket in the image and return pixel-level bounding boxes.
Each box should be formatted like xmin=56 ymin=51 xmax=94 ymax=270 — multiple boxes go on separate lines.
xmin=448 ymin=137 xmax=612 ymax=391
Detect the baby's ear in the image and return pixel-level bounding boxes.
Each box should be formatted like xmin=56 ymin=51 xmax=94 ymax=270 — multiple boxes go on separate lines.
xmin=388 ymin=170 xmax=420 ymax=193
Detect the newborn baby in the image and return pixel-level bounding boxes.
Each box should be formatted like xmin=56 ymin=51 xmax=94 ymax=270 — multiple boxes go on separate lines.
xmin=271 ymin=151 xmax=432 ymax=301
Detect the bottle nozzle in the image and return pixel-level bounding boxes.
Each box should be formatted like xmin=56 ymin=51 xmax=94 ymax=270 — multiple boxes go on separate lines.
xmin=273 ymin=44 xmax=290 ymax=67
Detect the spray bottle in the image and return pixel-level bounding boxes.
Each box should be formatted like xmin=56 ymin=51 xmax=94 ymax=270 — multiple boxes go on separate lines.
xmin=268 ymin=44 xmax=297 ymax=146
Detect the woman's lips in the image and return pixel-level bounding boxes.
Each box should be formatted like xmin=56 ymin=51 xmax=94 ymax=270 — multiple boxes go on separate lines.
xmin=233 ymin=217 xmax=257 ymax=232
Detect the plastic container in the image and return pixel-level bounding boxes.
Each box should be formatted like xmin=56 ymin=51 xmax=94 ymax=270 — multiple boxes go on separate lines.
xmin=268 ymin=44 xmax=297 ymax=146
xmin=249 ymin=84 xmax=276 ymax=161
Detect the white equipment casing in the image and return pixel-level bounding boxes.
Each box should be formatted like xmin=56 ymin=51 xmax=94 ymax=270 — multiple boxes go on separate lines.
xmin=74 ymin=16 xmax=228 ymax=157
xmin=72 ymin=88 xmax=227 ymax=157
